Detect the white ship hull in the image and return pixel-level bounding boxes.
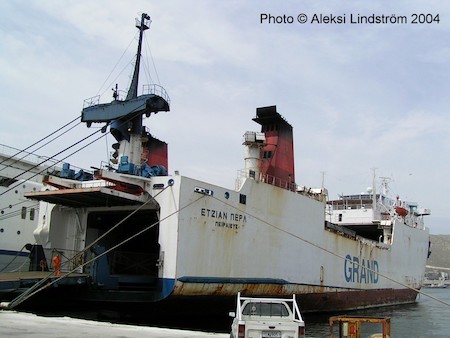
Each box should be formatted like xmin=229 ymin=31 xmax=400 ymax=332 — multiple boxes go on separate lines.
xmin=25 ymin=171 xmax=429 ymax=312
xmin=159 ymin=175 xmax=429 ymax=310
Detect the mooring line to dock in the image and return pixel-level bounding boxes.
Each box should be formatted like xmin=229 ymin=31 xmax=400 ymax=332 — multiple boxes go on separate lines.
xmin=210 ymin=194 xmax=450 ymax=309
xmin=3 ymin=183 xmax=447 ymax=310
xmin=79 ymin=184 xmax=172 ymax=259
xmin=0 ymin=102 xmax=150 ymax=199
xmin=1 ymin=190 xmax=205 ymax=310
xmin=0 ymin=245 xmax=30 ymax=273
xmin=0 ymin=116 xmax=80 ymax=169
xmin=0 ymin=127 xmax=105 ymax=198
xmin=3 ymin=183 xmax=171 ymax=309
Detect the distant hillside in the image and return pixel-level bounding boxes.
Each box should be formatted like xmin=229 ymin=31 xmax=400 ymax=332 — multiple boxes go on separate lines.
xmin=427 ymin=235 xmax=450 ymax=270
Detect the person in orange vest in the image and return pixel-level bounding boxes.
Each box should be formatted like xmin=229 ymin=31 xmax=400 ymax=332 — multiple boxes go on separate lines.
xmin=52 ymin=254 xmax=61 ymax=276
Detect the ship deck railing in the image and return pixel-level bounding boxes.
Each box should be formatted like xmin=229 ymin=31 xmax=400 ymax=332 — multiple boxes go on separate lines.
xmin=83 ymin=84 xmax=170 ymax=109
xmin=330 ymin=203 xmax=375 ymax=211
xmin=328 ymin=201 xmax=396 ymax=219
xmin=76 ymin=179 xmax=115 ymax=188
xmin=235 ymin=170 xmax=297 ymax=192
xmin=324 ymin=222 xmax=390 ymax=248
xmin=325 ymin=221 xmax=357 ymax=239
xmin=142 ymin=84 xmax=171 ymax=106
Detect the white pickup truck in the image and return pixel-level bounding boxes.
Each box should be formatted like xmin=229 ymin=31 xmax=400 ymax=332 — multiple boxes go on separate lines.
xmin=229 ymin=293 xmax=305 ymax=338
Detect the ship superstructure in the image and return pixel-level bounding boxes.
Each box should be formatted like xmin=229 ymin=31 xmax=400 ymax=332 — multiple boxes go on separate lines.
xmin=327 ymin=178 xmax=431 ymax=244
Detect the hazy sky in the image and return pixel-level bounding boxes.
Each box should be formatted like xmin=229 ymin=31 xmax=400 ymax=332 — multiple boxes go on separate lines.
xmin=1 ymin=1 xmax=449 ymax=233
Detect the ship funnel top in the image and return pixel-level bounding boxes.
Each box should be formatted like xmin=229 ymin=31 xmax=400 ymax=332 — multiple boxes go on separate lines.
xmin=248 ymin=105 xmax=296 ymax=191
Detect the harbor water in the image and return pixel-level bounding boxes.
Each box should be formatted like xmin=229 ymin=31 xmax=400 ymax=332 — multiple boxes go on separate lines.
xmin=0 ymin=288 xmax=449 ymax=337
xmin=305 ymin=287 xmax=450 ymax=337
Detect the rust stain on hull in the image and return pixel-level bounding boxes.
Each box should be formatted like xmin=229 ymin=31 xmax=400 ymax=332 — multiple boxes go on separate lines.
xmin=296 ymin=288 xmax=418 ymax=313
xmin=171 ymin=281 xmax=418 ymax=313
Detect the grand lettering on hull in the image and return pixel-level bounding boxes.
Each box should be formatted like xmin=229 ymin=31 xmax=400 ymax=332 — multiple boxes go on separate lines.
xmin=344 ymin=254 xmax=379 ymax=284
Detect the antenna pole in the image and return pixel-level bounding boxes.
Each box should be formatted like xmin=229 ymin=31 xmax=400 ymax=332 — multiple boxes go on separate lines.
xmin=371 ymin=168 xmax=377 ymax=210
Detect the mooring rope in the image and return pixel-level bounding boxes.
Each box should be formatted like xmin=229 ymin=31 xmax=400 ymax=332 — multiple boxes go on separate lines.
xmin=210 ymin=194 xmax=450 ymax=308
xmin=3 ymin=179 xmax=448 ymax=311
xmin=2 ymin=187 xmax=205 ymax=310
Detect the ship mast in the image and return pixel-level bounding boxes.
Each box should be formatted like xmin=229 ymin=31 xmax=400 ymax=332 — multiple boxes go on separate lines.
xmin=121 ymin=13 xmax=151 ymax=165
xmin=126 ymin=13 xmax=151 ymax=100
xmin=81 ymin=13 xmax=170 ymax=177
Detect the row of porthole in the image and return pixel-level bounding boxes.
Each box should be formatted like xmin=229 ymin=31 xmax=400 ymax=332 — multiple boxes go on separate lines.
xmin=1 ymin=184 xmax=37 ymax=213
xmin=1 ymin=206 xmax=13 ymax=214
xmin=0 ymin=229 xmax=21 ymax=235
xmin=11 ymin=186 xmax=38 ymax=194
xmin=12 ymin=185 xmax=38 ymax=193
xmin=0 ymin=207 xmax=35 ymax=220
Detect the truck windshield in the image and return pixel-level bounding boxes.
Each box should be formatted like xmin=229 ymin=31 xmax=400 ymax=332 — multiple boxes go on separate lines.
xmin=242 ymin=302 xmax=290 ymax=317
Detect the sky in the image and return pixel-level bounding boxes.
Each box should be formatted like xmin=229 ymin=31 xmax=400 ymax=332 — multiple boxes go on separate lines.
xmin=0 ymin=1 xmax=449 ymax=233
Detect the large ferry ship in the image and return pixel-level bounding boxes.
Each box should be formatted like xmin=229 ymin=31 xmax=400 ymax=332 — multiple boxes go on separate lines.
xmin=3 ymin=14 xmax=431 ymax=315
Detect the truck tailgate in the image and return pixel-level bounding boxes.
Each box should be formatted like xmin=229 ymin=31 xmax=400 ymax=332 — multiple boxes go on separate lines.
xmin=246 ymin=321 xmax=297 ymax=338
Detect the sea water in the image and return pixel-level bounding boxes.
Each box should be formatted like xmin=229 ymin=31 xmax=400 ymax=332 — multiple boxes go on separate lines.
xmin=1 ymin=288 xmax=449 ymax=337
xmin=305 ymin=288 xmax=450 ymax=338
